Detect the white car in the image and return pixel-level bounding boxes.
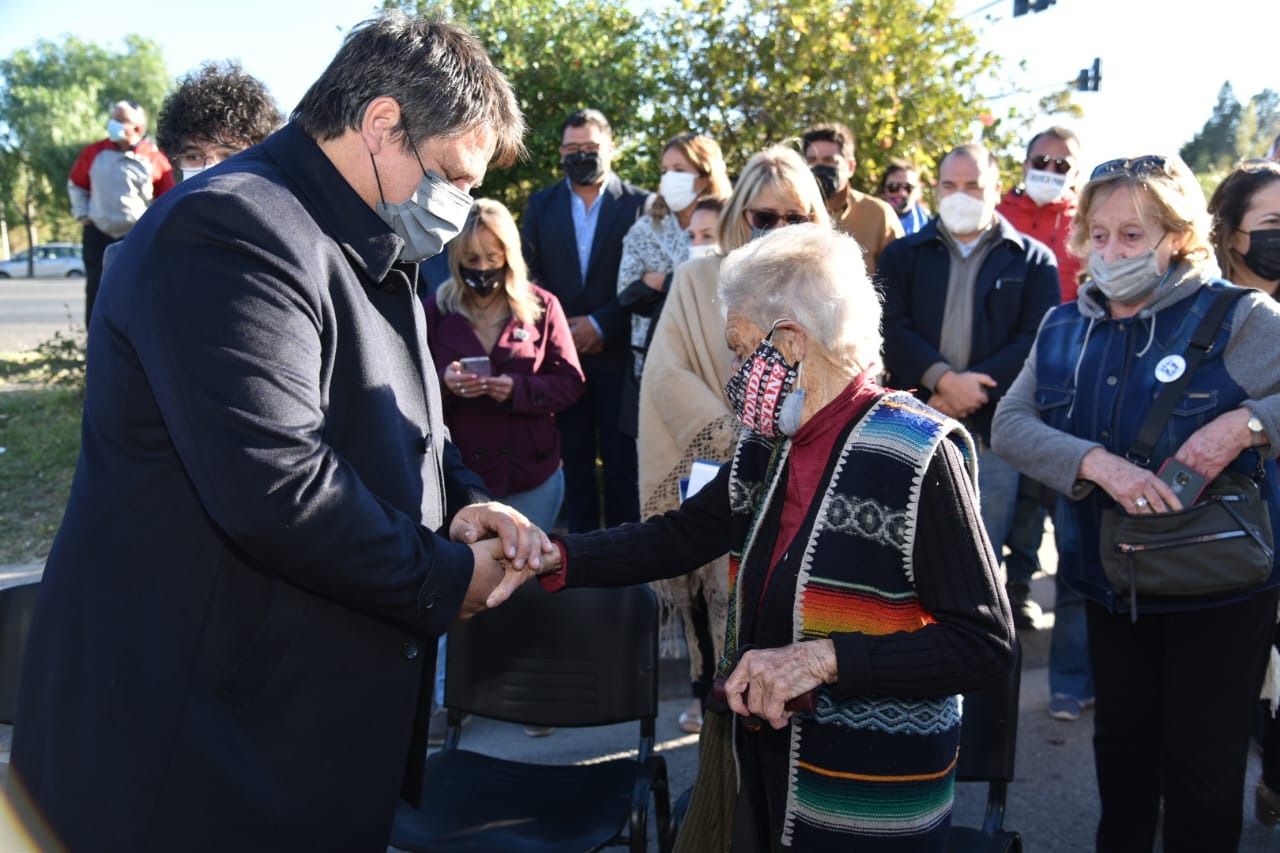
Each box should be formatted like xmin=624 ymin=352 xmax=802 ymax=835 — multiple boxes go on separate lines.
xmin=0 ymin=243 xmax=86 ymax=278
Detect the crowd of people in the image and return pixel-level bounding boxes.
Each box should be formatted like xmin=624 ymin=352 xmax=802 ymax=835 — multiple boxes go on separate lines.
xmin=9 ymin=8 xmax=1280 ymax=852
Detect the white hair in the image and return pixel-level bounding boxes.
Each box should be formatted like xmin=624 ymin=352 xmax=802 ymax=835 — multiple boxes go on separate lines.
xmin=717 ymin=223 xmax=882 ymax=370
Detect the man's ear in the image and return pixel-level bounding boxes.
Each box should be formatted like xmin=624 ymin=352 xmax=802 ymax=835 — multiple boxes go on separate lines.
xmin=360 ymin=96 xmax=403 ymax=156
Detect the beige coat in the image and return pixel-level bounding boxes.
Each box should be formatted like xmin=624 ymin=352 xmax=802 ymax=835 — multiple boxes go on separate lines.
xmin=638 ymin=254 xmax=739 ymax=672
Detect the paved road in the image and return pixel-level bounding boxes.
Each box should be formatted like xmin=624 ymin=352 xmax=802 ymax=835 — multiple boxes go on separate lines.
xmin=0 ymin=279 xmax=85 ymax=353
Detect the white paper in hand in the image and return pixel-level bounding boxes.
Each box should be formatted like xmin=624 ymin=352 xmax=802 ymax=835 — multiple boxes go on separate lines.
xmin=683 ymin=459 xmax=722 ymax=502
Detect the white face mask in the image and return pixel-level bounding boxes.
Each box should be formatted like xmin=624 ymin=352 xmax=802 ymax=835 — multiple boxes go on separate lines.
xmin=1024 ymin=169 xmax=1069 ymax=206
xmin=687 ymin=243 xmax=718 ymax=260
xmin=180 ymin=166 xmax=208 ymax=182
xmin=659 ymin=170 xmax=699 ymax=212
xmin=937 ymin=192 xmax=990 ymax=235
xmin=107 ymin=119 xmax=129 ymax=143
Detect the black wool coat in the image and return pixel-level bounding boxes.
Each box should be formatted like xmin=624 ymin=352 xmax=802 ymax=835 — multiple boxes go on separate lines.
xmin=10 ymin=122 xmax=489 ymax=852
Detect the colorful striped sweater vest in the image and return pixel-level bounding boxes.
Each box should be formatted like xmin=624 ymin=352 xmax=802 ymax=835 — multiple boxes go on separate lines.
xmin=722 ymin=391 xmax=978 ymax=850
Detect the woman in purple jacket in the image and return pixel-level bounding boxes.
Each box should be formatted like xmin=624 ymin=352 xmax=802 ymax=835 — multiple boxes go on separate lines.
xmin=426 ymin=198 xmax=586 ymax=531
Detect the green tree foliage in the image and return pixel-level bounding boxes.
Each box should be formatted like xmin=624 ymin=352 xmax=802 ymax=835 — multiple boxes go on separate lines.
xmin=391 ymin=0 xmax=1013 ymax=210
xmin=0 ymin=35 xmax=171 ymax=250
xmin=651 ymin=0 xmax=1011 ymax=194
xmin=390 ymin=0 xmax=657 ymax=214
xmin=1180 ymin=82 xmax=1243 ymax=176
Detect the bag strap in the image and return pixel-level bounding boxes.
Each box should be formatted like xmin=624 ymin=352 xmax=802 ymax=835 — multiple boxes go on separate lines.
xmin=1126 ymin=286 xmax=1249 ymax=466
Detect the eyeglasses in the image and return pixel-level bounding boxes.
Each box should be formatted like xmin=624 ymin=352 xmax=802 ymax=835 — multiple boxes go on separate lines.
xmin=1028 ymin=154 xmax=1074 ymax=175
xmin=884 ymin=181 xmax=915 ymax=193
xmin=1090 ymin=155 xmax=1169 ymax=182
xmin=559 ymin=143 xmax=601 ymax=155
xmin=744 ymin=208 xmax=813 ymax=230
xmin=174 ymin=145 xmax=243 ymax=170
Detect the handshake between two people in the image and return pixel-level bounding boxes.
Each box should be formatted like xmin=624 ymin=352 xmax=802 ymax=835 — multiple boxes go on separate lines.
xmin=450 ymin=501 xmax=563 ymax=620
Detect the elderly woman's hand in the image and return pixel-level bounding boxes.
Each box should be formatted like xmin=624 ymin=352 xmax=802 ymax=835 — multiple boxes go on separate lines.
xmin=1174 ymin=409 xmax=1255 ymax=482
xmin=723 ymin=641 xmax=837 ymax=730
xmin=1080 ymin=447 xmax=1183 ymax=514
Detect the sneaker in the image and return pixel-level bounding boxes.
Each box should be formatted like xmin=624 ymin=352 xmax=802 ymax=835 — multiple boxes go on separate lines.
xmin=1007 ymin=582 xmax=1044 ymax=630
xmin=427 ymin=709 xmax=470 ymax=746
xmin=523 ymin=725 xmax=555 ymax=737
xmin=1049 ymin=694 xmax=1086 ymax=721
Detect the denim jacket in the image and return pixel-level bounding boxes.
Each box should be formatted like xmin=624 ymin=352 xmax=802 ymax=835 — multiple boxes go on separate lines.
xmin=1031 ymin=271 xmax=1280 ymax=612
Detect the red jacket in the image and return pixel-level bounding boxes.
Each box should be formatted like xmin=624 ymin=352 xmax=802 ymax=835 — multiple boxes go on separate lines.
xmin=998 ymin=188 xmax=1081 ymax=302
xmin=68 ymin=138 xmax=175 ymax=237
xmin=425 ymin=284 xmax=585 ymax=498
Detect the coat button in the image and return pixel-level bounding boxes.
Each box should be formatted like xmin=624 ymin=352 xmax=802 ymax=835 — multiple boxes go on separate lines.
xmin=1106 ymin=376 xmax=1117 ymax=386
xmin=402 ymin=641 xmax=421 ymax=660
xmin=420 ymin=435 xmax=431 ymax=454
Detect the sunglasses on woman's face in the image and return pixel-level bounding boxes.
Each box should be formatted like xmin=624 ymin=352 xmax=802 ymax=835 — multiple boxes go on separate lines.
xmin=1090 ymin=155 xmax=1169 ymax=182
xmin=1028 ymin=154 xmax=1074 ymax=175
xmin=884 ymin=181 xmax=915 ymax=193
xmin=744 ymin=208 xmax=812 ymax=230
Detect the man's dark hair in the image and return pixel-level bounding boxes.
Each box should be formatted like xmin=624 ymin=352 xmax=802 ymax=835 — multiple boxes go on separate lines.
xmin=1025 ymin=126 xmax=1079 ymax=161
xmin=293 ymin=11 xmax=525 ymax=168
xmin=879 ymin=158 xmax=921 ymax=193
xmin=156 ymin=61 xmax=282 ymax=157
xmin=560 ymin=109 xmax=612 ymax=140
xmin=802 ymin=122 xmax=856 ymax=159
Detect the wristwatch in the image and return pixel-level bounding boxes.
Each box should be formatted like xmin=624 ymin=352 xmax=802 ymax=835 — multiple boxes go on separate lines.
xmin=1247 ymin=413 xmax=1268 ymax=447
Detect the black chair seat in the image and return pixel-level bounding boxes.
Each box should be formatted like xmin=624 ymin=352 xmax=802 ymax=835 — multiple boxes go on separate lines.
xmin=948 ymin=824 xmax=1022 ymax=853
xmin=393 ymin=748 xmax=637 ymax=852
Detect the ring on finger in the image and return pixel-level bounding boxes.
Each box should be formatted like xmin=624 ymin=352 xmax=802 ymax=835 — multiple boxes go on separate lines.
xmin=1135 ymin=496 xmax=1149 ymax=509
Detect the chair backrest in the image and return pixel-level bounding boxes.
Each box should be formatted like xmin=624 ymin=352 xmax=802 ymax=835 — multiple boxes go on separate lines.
xmin=956 ymin=638 xmax=1022 ymax=783
xmin=0 ymin=582 xmax=41 ymax=725
xmin=445 ymin=580 xmax=658 ymax=729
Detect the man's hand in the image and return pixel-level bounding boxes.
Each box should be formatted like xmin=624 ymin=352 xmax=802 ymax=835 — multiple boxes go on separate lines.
xmin=932 ymin=370 xmax=997 ymax=419
xmin=1174 ymin=409 xmax=1254 ymax=482
xmin=568 ymin=316 xmax=604 ymax=355
xmin=722 ymin=641 xmax=837 ymax=730
xmin=458 ymin=538 xmax=530 ymax=617
xmin=450 ymin=501 xmax=555 ymax=572
xmin=641 ymin=271 xmax=666 ymax=292
xmin=1080 ymin=446 xmax=1182 ymax=514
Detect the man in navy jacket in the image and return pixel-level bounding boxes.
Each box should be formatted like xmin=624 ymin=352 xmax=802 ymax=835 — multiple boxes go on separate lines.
xmin=10 ymin=14 xmax=547 ymax=851
xmin=521 ymin=109 xmax=649 ymax=530
xmin=880 ymin=143 xmax=1059 ymax=565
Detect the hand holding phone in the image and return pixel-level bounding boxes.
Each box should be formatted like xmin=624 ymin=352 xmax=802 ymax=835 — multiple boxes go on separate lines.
xmin=1156 ymin=458 xmax=1208 ymax=506
xmin=458 ymin=356 xmax=491 ymax=377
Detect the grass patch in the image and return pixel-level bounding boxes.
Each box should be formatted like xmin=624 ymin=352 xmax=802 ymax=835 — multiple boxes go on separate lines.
xmin=0 ymin=338 xmax=85 ymax=565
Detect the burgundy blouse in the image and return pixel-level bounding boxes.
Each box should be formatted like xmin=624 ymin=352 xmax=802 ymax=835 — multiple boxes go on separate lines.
xmin=424 ymin=284 xmax=585 ymax=498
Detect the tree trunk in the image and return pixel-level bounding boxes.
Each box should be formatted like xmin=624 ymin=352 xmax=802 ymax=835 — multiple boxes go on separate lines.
xmin=23 ymin=194 xmax=37 ymax=278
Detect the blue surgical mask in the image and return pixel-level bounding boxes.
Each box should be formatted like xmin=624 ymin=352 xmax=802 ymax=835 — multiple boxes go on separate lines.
xmin=107 ymin=119 xmax=128 ymax=143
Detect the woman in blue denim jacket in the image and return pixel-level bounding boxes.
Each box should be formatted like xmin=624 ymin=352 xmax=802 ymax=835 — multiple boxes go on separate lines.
xmin=992 ymin=153 xmax=1280 ymax=852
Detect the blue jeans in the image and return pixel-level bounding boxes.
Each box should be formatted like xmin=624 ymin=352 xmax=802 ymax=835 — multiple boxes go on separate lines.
xmin=1003 ymin=478 xmax=1046 ymax=587
xmin=978 ymin=445 xmax=1020 ymax=574
xmin=1049 ymin=499 xmax=1094 ymax=701
xmin=434 ymin=468 xmax=566 ymax=708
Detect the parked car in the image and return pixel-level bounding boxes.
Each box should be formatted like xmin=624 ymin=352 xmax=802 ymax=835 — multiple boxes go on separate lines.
xmin=0 ymin=243 xmax=85 ymax=278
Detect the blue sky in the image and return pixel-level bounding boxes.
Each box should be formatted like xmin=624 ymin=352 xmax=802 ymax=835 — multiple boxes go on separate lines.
xmin=0 ymin=0 xmax=1272 ymax=174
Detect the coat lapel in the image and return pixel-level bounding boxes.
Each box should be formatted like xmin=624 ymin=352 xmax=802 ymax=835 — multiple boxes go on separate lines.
xmin=550 ymin=181 xmax=582 ymax=290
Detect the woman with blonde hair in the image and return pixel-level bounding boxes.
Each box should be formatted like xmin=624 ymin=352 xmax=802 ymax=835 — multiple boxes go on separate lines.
xmin=993 ymin=154 xmax=1280 ymax=850
xmin=638 ymin=145 xmax=829 ymax=735
xmin=617 ymin=133 xmax=732 ymax=435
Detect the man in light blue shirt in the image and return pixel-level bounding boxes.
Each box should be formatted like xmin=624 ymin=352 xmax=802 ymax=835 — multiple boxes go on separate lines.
xmin=521 ymin=110 xmax=649 ymax=531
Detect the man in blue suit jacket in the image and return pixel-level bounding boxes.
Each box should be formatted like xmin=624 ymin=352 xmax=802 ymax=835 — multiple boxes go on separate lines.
xmin=10 ymin=15 xmax=548 ymax=851
xmin=522 ymin=109 xmax=649 ymax=530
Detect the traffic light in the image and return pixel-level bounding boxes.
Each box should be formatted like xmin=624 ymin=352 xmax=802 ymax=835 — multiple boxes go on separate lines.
xmin=1075 ymin=57 xmax=1101 ymax=92
xmin=1013 ymin=0 xmax=1057 ymax=15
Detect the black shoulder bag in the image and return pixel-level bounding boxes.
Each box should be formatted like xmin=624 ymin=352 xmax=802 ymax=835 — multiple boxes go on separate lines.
xmin=1098 ymin=288 xmax=1275 ymax=621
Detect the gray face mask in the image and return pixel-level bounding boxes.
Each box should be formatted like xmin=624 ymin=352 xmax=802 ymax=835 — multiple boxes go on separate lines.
xmin=371 ymin=141 xmax=474 ymax=262
xmin=1088 ymin=247 xmax=1165 ymax=304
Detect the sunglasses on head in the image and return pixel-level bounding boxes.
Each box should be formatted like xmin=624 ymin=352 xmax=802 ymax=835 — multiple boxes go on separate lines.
xmin=1029 ymin=155 xmax=1074 ymax=175
xmin=744 ymin=208 xmax=812 ymax=230
xmin=884 ymin=181 xmax=915 ymax=193
xmin=1090 ymin=155 xmax=1169 ymax=182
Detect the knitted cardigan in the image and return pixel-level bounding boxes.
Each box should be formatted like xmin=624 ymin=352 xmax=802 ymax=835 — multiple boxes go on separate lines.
xmin=723 ymin=391 xmax=977 ymax=848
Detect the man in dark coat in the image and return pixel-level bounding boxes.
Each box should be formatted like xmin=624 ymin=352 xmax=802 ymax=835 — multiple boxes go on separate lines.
xmin=521 ymin=109 xmax=649 ymax=530
xmin=9 ymin=13 xmax=545 ymax=851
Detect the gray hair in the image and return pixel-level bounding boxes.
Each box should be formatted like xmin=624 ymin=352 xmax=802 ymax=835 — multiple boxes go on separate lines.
xmin=292 ymin=11 xmax=525 ymax=167
xmin=718 ymin=224 xmax=882 ymax=370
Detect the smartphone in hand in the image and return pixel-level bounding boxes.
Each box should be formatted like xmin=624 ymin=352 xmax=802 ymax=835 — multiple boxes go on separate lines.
xmin=458 ymin=356 xmax=492 ymax=377
xmin=1156 ymin=458 xmax=1209 ymax=506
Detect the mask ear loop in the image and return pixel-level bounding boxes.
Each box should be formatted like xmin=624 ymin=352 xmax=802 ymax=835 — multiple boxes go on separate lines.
xmin=369 ymin=151 xmax=387 ymax=207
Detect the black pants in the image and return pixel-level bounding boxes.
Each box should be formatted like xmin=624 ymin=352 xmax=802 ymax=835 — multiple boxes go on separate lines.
xmin=555 ymin=369 xmax=638 ymax=532
xmin=1087 ymin=589 xmax=1279 ymax=852
xmin=82 ymin=222 xmax=121 ymax=326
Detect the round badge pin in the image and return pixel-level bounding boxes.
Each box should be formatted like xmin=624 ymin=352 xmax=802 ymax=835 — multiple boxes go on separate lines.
xmin=1154 ymin=354 xmax=1186 ymax=383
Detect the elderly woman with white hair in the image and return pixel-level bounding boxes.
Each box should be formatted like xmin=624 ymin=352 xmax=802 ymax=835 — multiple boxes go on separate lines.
xmin=530 ymin=223 xmax=1015 ymax=852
